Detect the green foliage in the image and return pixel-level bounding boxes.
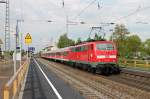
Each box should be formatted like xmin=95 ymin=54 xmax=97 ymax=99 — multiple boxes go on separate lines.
xmin=144 ymin=39 xmax=150 ymax=55
xmin=57 ymin=33 xmax=75 ymax=48
xmin=94 ymin=33 xmax=104 ymax=40
xmin=112 ymin=24 xmax=130 ymax=40
xmin=21 ymin=49 xmax=26 ymax=56
xmin=1 ymin=51 xmax=12 ymax=59
xmin=85 ymin=33 xmax=105 ymax=42
xmin=139 ymin=43 xmax=147 ymax=56
xmin=10 ymin=51 xmax=14 ymax=56
xmin=76 ymin=38 xmax=82 ymax=44
xmin=112 ymin=24 xmax=130 ymax=57
xmin=111 ymin=24 xmax=150 ymax=58
xmin=86 ymin=37 xmax=91 ymax=42
xmin=126 ymin=35 xmax=141 ymax=57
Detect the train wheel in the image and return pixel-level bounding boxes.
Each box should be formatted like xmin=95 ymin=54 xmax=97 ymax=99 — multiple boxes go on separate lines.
xmin=72 ymin=63 xmax=76 ymax=68
xmin=87 ymin=66 xmax=91 ymax=72
xmin=95 ymin=65 xmax=102 ymax=74
xmin=91 ymin=68 xmax=96 ymax=74
xmin=103 ymin=66 xmax=110 ymax=76
xmin=84 ymin=65 xmax=88 ymax=71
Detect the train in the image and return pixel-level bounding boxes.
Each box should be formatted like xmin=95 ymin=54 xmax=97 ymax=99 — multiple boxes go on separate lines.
xmin=41 ymin=40 xmax=120 ymax=75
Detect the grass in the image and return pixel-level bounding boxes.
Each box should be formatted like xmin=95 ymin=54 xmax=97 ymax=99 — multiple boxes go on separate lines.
xmin=119 ymin=63 xmax=150 ymax=72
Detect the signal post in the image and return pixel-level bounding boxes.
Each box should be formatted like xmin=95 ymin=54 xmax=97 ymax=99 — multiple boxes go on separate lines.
xmin=25 ymin=33 xmax=32 ymax=62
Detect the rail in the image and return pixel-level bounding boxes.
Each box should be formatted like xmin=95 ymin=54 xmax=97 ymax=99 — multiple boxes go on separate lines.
xmin=3 ymin=59 xmax=29 ymax=99
xmin=119 ymin=59 xmax=150 ymax=70
xmin=121 ymin=68 xmax=150 ymax=78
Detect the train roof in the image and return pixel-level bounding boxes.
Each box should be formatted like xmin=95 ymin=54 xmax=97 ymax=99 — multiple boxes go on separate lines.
xmin=43 ymin=47 xmax=70 ymax=54
xmin=73 ymin=40 xmax=114 ymax=47
xmin=42 ymin=40 xmax=114 ymax=53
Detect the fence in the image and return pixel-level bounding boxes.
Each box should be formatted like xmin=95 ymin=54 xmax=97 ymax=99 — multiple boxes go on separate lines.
xmin=3 ymin=60 xmax=29 ymax=99
xmin=119 ymin=59 xmax=150 ymax=70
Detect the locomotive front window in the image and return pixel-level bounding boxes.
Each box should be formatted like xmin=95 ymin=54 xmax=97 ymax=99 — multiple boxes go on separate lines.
xmin=96 ymin=43 xmax=114 ymax=50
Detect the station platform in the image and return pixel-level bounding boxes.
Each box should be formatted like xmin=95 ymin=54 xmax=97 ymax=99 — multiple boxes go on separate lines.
xmin=21 ymin=58 xmax=85 ymax=99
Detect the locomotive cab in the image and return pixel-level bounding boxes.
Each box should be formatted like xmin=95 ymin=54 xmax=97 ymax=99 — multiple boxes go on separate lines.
xmin=93 ymin=41 xmax=120 ymax=75
xmin=95 ymin=42 xmax=117 ymax=63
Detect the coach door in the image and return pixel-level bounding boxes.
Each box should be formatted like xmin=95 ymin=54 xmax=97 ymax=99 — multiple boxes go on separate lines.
xmin=88 ymin=44 xmax=93 ymax=62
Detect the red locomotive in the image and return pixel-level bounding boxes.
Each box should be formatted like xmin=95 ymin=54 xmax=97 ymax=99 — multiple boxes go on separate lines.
xmin=41 ymin=41 xmax=120 ymax=75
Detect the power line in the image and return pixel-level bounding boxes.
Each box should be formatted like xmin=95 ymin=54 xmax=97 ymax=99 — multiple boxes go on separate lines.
xmin=114 ymin=5 xmax=150 ymax=22
xmin=56 ymin=0 xmax=99 ymax=35
xmin=73 ymin=0 xmax=97 ymax=20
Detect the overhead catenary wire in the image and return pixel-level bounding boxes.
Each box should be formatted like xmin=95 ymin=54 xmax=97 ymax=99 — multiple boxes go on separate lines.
xmin=113 ymin=5 xmax=150 ymax=23
xmin=73 ymin=0 xmax=97 ymax=20
xmin=56 ymin=0 xmax=100 ymax=35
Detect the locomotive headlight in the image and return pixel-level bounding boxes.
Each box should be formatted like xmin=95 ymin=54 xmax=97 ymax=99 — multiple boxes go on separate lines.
xmin=109 ymin=55 xmax=116 ymax=58
xmin=91 ymin=54 xmax=93 ymax=57
xmin=97 ymin=55 xmax=105 ymax=58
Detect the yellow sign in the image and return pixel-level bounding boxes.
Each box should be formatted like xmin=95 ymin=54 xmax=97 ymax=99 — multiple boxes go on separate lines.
xmin=25 ymin=33 xmax=32 ymax=45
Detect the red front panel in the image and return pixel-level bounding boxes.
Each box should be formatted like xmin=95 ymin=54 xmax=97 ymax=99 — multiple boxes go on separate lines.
xmin=93 ymin=42 xmax=117 ymax=63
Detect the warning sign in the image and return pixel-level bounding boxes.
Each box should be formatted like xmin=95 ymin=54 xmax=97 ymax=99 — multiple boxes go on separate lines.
xmin=25 ymin=33 xmax=32 ymax=45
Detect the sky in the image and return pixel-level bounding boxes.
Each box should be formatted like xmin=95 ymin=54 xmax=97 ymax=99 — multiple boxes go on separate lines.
xmin=0 ymin=0 xmax=150 ymax=52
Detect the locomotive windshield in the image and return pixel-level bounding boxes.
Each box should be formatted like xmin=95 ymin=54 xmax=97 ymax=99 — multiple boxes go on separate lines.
xmin=96 ymin=43 xmax=114 ymax=50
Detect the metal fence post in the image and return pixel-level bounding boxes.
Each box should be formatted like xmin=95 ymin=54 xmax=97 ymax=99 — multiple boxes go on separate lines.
xmin=13 ymin=79 xmax=17 ymax=97
xmin=134 ymin=60 xmax=136 ymax=67
xmin=3 ymin=86 xmax=9 ymax=99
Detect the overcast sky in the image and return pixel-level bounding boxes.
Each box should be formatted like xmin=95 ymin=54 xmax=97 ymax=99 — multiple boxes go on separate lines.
xmin=0 ymin=0 xmax=150 ymax=52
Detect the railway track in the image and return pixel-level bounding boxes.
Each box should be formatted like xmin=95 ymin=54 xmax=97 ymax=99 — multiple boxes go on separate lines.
xmin=106 ymin=68 xmax=150 ymax=92
xmin=37 ymin=58 xmax=150 ymax=99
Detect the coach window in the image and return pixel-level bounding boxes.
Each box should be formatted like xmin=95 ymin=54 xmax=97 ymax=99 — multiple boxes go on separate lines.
xmin=73 ymin=48 xmax=76 ymax=52
xmin=81 ymin=46 xmax=84 ymax=51
xmin=71 ymin=48 xmax=75 ymax=52
xmin=64 ymin=51 xmax=68 ymax=56
xmin=85 ymin=46 xmax=88 ymax=51
xmin=78 ymin=47 xmax=81 ymax=52
xmin=76 ymin=47 xmax=80 ymax=52
xmin=75 ymin=47 xmax=78 ymax=52
xmin=63 ymin=52 xmax=65 ymax=56
xmin=59 ymin=52 xmax=61 ymax=56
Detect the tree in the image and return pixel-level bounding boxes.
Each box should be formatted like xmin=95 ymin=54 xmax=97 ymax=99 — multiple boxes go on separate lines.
xmin=57 ymin=33 xmax=75 ymax=48
xmin=144 ymin=39 xmax=150 ymax=55
xmin=94 ymin=33 xmax=104 ymax=40
xmin=85 ymin=33 xmax=105 ymax=42
xmin=126 ymin=35 xmax=141 ymax=57
xmin=86 ymin=37 xmax=91 ymax=42
xmin=76 ymin=38 xmax=82 ymax=44
xmin=21 ymin=49 xmax=26 ymax=56
xmin=139 ymin=42 xmax=147 ymax=57
xmin=111 ymin=24 xmax=130 ymax=57
xmin=10 ymin=51 xmax=14 ymax=56
xmin=112 ymin=24 xmax=130 ymax=40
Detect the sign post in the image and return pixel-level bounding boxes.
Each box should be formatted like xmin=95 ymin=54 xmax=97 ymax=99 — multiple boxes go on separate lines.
xmin=25 ymin=33 xmax=32 ymax=61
